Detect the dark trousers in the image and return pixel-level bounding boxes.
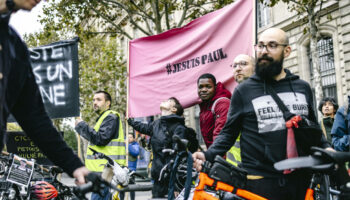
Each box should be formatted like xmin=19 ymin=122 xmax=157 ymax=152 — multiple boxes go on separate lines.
xmin=90 ymin=186 xmax=111 ymax=200
xmin=244 ymin=172 xmax=311 ymax=200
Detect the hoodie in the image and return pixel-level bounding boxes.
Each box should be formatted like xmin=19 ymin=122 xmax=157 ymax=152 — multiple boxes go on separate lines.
xmin=205 ymin=69 xmax=330 ymax=178
xmin=127 ymin=114 xmax=186 ymax=180
xmin=199 ymin=82 xmax=232 ymax=148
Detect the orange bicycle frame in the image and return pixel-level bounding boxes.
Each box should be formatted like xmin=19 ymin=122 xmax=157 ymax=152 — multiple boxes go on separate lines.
xmin=193 ymin=172 xmax=268 ymax=200
xmin=304 ymin=188 xmax=314 ymax=200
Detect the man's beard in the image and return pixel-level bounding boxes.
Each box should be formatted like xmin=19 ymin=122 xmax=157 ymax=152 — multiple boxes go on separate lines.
xmin=256 ymin=54 xmax=284 ymax=81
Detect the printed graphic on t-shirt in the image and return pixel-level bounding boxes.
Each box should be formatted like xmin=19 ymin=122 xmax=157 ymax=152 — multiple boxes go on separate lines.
xmin=252 ymin=92 xmax=308 ymax=133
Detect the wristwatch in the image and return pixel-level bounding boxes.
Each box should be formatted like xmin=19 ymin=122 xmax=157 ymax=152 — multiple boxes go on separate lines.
xmin=6 ymin=0 xmax=16 ymax=12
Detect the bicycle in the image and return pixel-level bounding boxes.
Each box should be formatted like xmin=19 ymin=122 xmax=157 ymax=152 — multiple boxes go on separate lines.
xmin=192 ymin=146 xmax=350 ymax=200
xmin=158 ymin=135 xmax=197 ymax=200
xmin=193 ymin=155 xmax=267 ymax=200
xmin=88 ymin=147 xmax=152 ymax=200
xmin=274 ymin=147 xmax=350 ymax=200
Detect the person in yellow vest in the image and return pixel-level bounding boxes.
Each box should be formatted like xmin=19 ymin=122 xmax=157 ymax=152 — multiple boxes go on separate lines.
xmin=75 ymin=91 xmax=126 ymax=200
xmin=226 ymin=54 xmax=255 ymax=167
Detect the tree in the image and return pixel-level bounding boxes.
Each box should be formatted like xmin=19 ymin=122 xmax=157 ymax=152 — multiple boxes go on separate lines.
xmin=25 ymin=29 xmax=126 ymax=126
xmin=262 ymin=0 xmax=330 ymax=111
xmin=39 ymin=0 xmax=235 ymax=40
xmin=24 ymin=19 xmax=126 ymax=157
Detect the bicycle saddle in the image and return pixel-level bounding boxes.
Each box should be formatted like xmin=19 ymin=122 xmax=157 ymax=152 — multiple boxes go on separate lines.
xmin=311 ymin=147 xmax=350 ymax=164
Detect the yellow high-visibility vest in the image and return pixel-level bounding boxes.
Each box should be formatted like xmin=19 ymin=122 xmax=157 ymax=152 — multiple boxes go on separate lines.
xmin=85 ymin=110 xmax=126 ymax=172
xmin=226 ymin=134 xmax=241 ymax=167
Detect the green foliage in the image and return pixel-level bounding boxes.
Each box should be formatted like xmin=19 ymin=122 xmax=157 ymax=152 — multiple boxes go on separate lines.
xmin=24 ymin=17 xmax=126 ymax=127
xmin=61 ymin=124 xmax=78 ymax=151
xmin=25 ymin=0 xmax=235 ymax=126
xmin=78 ymin=35 xmax=126 ymax=124
xmin=260 ymin=0 xmax=328 ymax=21
xmin=38 ymin=0 xmax=235 ymax=40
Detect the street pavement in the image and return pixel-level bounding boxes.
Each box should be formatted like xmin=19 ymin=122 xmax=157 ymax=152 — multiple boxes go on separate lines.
xmin=60 ymin=173 xmax=152 ymax=200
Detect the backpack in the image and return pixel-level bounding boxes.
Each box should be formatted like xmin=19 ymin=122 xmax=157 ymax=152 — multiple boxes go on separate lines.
xmin=168 ymin=123 xmax=199 ymax=153
xmin=185 ymin=127 xmax=199 ymax=153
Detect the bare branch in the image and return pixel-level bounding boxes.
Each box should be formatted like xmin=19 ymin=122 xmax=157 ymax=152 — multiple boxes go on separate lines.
xmin=86 ymin=31 xmax=120 ymax=35
xmin=129 ymin=0 xmax=155 ymax=21
xmin=177 ymin=0 xmax=190 ymax=27
xmin=102 ymin=0 xmax=152 ymax=36
xmin=86 ymin=2 xmax=133 ymax=39
xmin=164 ymin=2 xmax=170 ymax=30
xmin=150 ymin=0 xmax=162 ymax=33
xmin=143 ymin=0 xmax=155 ymax=35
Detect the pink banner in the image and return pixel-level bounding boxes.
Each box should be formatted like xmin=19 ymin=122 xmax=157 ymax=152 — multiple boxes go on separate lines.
xmin=128 ymin=0 xmax=253 ymax=117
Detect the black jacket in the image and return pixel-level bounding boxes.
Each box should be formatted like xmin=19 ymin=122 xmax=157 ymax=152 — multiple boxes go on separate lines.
xmin=0 ymin=15 xmax=83 ymax=176
xmin=75 ymin=111 xmax=120 ymax=146
xmin=128 ymin=114 xmax=186 ymax=180
xmin=205 ymin=69 xmax=330 ymax=178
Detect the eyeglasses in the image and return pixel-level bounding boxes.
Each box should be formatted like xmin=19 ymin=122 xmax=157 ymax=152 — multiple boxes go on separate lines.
xmin=254 ymin=42 xmax=288 ymax=52
xmin=232 ymin=61 xmax=248 ymax=69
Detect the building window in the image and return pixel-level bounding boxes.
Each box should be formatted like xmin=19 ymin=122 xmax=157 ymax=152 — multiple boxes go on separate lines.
xmin=258 ymin=2 xmax=270 ymax=28
xmin=308 ymin=36 xmax=337 ymax=101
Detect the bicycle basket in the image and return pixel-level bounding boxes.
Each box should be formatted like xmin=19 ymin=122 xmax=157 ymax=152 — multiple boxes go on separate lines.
xmin=208 ymin=156 xmax=248 ymax=189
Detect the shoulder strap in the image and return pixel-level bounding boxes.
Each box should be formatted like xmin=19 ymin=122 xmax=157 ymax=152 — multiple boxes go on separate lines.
xmin=266 ymin=84 xmax=294 ymax=120
xmin=211 ymin=97 xmax=230 ymax=114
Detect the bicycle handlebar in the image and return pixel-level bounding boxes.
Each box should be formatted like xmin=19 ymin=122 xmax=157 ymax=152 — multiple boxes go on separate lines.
xmin=172 ymin=135 xmax=188 ymax=152
xmin=73 ymin=182 xmax=93 ymax=198
xmin=274 ymin=147 xmax=350 ymax=172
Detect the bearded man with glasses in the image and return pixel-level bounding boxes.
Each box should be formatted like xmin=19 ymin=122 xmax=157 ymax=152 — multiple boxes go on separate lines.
xmin=193 ymin=28 xmax=332 ymax=200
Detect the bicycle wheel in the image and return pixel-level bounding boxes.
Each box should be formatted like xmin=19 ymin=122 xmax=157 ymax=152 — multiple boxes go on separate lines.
xmin=314 ymin=174 xmax=330 ymax=200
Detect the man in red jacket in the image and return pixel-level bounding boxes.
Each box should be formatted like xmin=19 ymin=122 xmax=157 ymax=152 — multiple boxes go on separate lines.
xmin=197 ymin=73 xmax=231 ymax=148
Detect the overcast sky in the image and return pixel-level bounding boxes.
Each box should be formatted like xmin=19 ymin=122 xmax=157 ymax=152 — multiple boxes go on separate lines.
xmin=9 ymin=1 xmax=44 ymax=38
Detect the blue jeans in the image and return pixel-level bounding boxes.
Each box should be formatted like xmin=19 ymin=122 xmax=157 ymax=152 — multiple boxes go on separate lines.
xmin=91 ymin=186 xmax=111 ymax=200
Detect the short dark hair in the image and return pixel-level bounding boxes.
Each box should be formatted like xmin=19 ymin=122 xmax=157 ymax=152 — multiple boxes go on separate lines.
xmin=197 ymin=73 xmax=216 ymax=86
xmin=169 ymin=97 xmax=184 ymax=116
xmin=318 ymin=97 xmax=338 ymax=114
xmin=95 ymin=91 xmax=112 ymax=107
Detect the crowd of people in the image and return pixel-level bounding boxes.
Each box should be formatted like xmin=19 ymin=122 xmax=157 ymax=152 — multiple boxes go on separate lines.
xmin=2 ymin=1 xmax=350 ymax=200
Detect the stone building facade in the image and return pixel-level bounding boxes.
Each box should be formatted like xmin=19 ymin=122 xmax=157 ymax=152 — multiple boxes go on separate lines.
xmin=257 ymin=0 xmax=350 ymax=107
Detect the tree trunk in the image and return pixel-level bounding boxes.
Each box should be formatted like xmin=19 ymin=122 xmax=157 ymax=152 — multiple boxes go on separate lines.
xmin=308 ymin=8 xmax=323 ymax=117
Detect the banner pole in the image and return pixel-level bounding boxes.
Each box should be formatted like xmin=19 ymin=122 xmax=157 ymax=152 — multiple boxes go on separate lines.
xmin=76 ymin=132 xmax=81 ymax=159
xmin=255 ymin=0 xmax=258 ymax=44
xmin=254 ymin=0 xmax=258 ymax=56
xmin=125 ymin=38 xmax=131 ymax=165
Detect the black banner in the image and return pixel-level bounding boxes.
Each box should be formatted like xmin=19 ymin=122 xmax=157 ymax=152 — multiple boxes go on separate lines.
xmin=29 ymin=38 xmax=79 ymax=118
xmin=6 ymin=132 xmax=64 ymax=165
xmin=29 ymin=37 xmax=80 ymax=119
